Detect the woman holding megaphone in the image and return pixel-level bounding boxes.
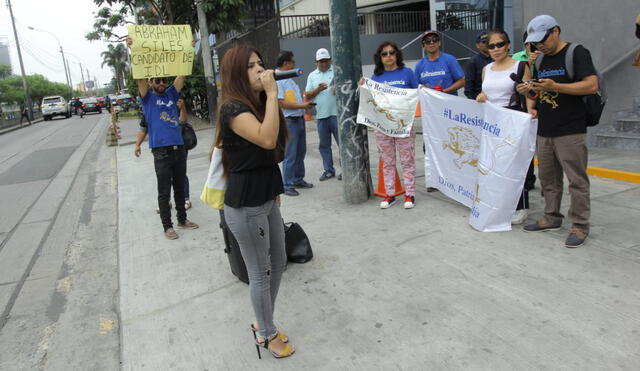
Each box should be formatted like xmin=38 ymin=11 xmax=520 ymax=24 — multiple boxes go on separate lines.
xmin=213 ymin=45 xmax=294 ymax=359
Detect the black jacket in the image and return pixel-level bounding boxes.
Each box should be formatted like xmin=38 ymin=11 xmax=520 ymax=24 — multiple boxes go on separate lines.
xmin=464 ymin=52 xmax=493 ymax=99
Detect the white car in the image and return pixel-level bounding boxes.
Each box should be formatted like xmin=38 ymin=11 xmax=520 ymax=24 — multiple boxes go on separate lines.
xmin=41 ymin=96 xmax=70 ymax=121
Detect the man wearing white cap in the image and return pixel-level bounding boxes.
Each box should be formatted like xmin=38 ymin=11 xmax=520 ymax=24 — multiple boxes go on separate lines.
xmin=304 ymin=48 xmax=340 ymax=181
xmin=519 ymin=15 xmax=599 ymax=248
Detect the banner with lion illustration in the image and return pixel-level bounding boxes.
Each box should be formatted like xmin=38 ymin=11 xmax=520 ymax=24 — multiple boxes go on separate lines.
xmin=356 ymin=78 xmax=419 ymax=138
xmin=420 ymin=88 xmax=537 ymax=232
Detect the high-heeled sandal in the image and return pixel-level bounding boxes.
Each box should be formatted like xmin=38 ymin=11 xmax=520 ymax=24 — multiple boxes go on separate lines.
xmin=250 ymin=326 xmax=295 ymax=359
xmin=251 ymin=323 xmax=288 ymax=343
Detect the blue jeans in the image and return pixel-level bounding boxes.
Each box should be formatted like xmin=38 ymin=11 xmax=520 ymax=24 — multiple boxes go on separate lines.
xmin=283 ymin=116 xmax=306 ymax=189
xmin=317 ymin=115 xmax=339 ymax=174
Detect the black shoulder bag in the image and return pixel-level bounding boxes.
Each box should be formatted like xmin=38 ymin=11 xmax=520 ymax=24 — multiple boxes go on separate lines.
xmin=181 ymin=122 xmax=197 ymax=150
xmin=284 ymin=222 xmax=313 ymax=263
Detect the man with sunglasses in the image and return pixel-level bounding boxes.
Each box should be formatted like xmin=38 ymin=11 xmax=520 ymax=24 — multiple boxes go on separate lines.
xmin=414 ymin=30 xmax=465 ymax=95
xmin=464 ymin=31 xmax=492 ymax=100
xmin=129 ymin=46 xmax=199 ymax=239
xmin=519 ymin=15 xmax=598 ymax=248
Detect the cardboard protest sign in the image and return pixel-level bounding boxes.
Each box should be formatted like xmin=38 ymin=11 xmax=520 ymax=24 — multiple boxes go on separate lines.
xmin=128 ymin=25 xmax=194 ymax=79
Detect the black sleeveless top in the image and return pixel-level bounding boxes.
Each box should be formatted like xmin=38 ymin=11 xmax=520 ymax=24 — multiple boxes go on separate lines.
xmin=221 ymin=101 xmax=284 ymax=208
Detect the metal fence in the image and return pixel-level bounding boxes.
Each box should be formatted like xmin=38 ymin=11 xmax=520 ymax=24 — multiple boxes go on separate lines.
xmin=280 ymin=11 xmax=430 ymax=39
xmin=436 ymin=9 xmax=491 ymax=31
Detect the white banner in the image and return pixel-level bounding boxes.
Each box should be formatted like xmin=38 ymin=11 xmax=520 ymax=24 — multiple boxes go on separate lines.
xmin=356 ymin=78 xmax=419 ymax=138
xmin=420 ymin=88 xmax=537 ymax=232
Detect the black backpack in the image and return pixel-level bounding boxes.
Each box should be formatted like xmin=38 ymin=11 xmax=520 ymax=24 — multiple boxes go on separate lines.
xmin=535 ymin=43 xmax=606 ymax=127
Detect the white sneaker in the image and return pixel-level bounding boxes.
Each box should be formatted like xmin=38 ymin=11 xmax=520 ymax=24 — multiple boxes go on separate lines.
xmin=511 ymin=209 xmax=528 ymax=225
xmin=380 ymin=196 xmax=396 ymax=209
xmin=403 ymin=195 xmax=415 ymax=209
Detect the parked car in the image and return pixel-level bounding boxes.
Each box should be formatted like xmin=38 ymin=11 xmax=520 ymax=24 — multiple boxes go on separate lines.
xmin=41 ymin=96 xmax=70 ymax=120
xmin=96 ymin=96 xmax=106 ymax=108
xmin=115 ymin=94 xmax=135 ymax=112
xmin=80 ymin=97 xmax=102 ymax=114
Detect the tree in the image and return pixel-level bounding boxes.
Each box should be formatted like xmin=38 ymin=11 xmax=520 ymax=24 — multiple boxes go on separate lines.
xmin=0 ymin=64 xmax=11 ymax=80
xmin=101 ymin=43 xmax=129 ymax=91
xmin=86 ymin=0 xmax=245 ymax=42
xmin=0 ymin=74 xmax=70 ymax=104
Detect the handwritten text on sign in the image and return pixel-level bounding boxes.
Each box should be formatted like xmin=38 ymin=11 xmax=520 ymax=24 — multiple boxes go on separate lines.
xmin=128 ymin=25 xmax=194 ymax=79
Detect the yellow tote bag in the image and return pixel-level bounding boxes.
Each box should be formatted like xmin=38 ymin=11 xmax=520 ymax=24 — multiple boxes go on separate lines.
xmin=200 ymin=147 xmax=226 ymax=209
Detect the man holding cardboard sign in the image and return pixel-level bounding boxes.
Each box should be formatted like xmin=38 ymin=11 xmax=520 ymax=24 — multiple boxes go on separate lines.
xmin=128 ymin=25 xmax=195 ymax=79
xmin=128 ymin=30 xmax=198 ymax=240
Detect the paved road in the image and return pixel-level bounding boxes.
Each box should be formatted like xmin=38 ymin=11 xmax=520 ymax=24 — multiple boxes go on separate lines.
xmin=0 ymin=113 xmax=120 ymax=370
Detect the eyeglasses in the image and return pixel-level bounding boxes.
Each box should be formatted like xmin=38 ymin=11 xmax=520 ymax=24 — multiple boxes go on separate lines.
xmin=380 ymin=50 xmax=396 ymax=57
xmin=487 ymin=41 xmax=507 ymax=50
xmin=534 ymin=29 xmax=553 ymax=45
xmin=422 ymin=37 xmax=440 ymax=45
xmin=152 ymin=78 xmax=168 ymax=84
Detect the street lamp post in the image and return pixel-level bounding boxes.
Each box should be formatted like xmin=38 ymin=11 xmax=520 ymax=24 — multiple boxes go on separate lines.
xmin=7 ymin=0 xmax=33 ymax=120
xmin=28 ymin=27 xmax=72 ymax=98
xmin=66 ymin=53 xmax=87 ymax=96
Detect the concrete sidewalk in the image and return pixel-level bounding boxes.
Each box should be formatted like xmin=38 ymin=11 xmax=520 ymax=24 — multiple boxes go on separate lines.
xmin=116 ymin=121 xmax=640 ymax=370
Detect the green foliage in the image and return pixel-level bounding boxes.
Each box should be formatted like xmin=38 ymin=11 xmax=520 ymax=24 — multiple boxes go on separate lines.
xmin=101 ymin=43 xmax=129 ymax=91
xmin=180 ymin=59 xmax=208 ymax=117
xmin=0 ymin=64 xmax=11 ymax=80
xmin=0 ymin=74 xmax=71 ymax=104
xmin=125 ymin=71 xmax=139 ymax=96
xmin=86 ymin=0 xmax=245 ymax=42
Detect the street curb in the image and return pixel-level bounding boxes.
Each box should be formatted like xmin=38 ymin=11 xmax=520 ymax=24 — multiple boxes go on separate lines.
xmin=533 ymin=158 xmax=640 ymax=184
xmin=587 ymin=166 xmax=640 ymax=184
xmin=0 ymin=118 xmax=44 ymax=135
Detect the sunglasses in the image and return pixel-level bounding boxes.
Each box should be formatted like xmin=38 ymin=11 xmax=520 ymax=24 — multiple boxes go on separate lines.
xmin=380 ymin=50 xmax=397 ymax=57
xmin=152 ymin=78 xmax=168 ymax=84
xmin=422 ymin=37 xmax=440 ymax=45
xmin=487 ymin=41 xmax=507 ymax=50
xmin=534 ymin=29 xmax=553 ymax=45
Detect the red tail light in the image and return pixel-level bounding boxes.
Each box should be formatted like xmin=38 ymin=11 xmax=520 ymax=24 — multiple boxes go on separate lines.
xmin=82 ymin=104 xmax=86 ymax=107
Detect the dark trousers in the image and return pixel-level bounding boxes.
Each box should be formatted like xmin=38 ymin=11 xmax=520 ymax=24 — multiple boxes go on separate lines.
xmin=152 ymin=145 xmax=187 ymax=230
xmin=20 ymin=112 xmax=31 ymax=125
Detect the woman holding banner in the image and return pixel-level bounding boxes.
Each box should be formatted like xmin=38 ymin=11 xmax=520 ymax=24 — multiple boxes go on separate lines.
xmin=361 ymin=41 xmax=419 ymax=209
xmin=214 ymin=46 xmax=293 ymax=359
xmin=476 ymin=29 xmax=531 ymax=225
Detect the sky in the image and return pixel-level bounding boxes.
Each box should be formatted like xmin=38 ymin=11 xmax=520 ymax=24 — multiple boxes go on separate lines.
xmin=0 ymin=0 xmax=128 ymax=90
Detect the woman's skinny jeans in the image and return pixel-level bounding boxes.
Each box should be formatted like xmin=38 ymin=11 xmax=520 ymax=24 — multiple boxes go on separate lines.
xmin=224 ymin=199 xmax=287 ymax=339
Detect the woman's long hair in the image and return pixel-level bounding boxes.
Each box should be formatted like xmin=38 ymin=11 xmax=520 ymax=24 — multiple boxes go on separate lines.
xmin=213 ymin=45 xmax=288 ymax=173
xmin=373 ymin=41 xmax=405 ymax=76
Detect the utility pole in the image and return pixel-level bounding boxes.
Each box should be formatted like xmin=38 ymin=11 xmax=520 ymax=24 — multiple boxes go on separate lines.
xmin=66 ymin=59 xmax=73 ymax=94
xmin=7 ymin=0 xmax=33 ymax=120
xmin=329 ymin=0 xmax=372 ymax=204
xmin=429 ymin=0 xmax=437 ymax=31
xmin=196 ymin=1 xmax=217 ymax=124
xmin=61 ymin=52 xmax=71 ymax=97
xmin=79 ymin=63 xmax=86 ymax=95
xmin=86 ymin=67 xmax=91 ymax=94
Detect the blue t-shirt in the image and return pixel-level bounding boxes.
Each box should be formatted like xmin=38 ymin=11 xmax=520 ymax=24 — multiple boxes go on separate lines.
xmin=141 ymin=85 xmax=183 ymax=148
xmin=305 ymin=66 xmax=337 ymax=119
xmin=414 ymin=52 xmax=464 ymax=95
xmin=276 ymin=73 xmax=305 ymax=118
xmin=370 ymin=67 xmax=418 ymax=89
